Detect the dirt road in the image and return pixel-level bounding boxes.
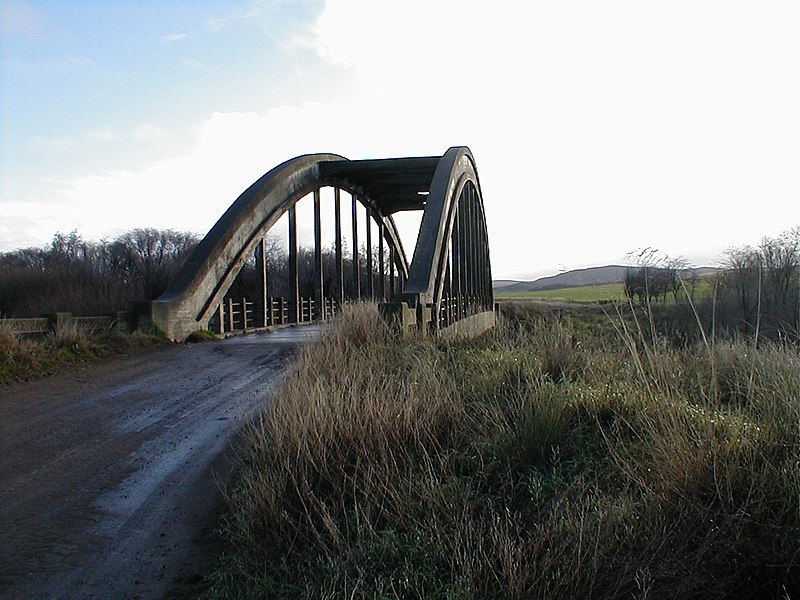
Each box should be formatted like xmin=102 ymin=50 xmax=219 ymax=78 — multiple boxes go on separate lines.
xmin=0 ymin=326 xmax=322 ymax=599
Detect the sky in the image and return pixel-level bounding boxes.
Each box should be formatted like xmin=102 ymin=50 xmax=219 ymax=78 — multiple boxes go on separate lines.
xmin=1 ymin=0 xmax=799 ymax=281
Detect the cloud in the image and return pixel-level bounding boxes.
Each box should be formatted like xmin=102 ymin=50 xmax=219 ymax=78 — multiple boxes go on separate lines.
xmin=3 ymin=0 xmax=798 ymax=278
xmin=205 ymin=0 xmax=299 ymax=32
xmin=134 ymin=123 xmax=167 ymax=142
xmin=297 ymin=0 xmax=800 ymax=278
xmin=29 ymin=135 xmax=74 ymax=151
xmin=0 ymin=1 xmax=45 ymax=38
xmin=88 ymin=128 xmax=121 ymax=142
xmin=160 ymin=32 xmax=191 ymax=43
xmin=10 ymin=107 xmax=339 ymax=245
xmin=0 ymin=101 xmax=440 ymax=252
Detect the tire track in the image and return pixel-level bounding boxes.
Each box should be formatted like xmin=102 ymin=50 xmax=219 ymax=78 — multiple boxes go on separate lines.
xmin=0 ymin=326 xmax=322 ymax=599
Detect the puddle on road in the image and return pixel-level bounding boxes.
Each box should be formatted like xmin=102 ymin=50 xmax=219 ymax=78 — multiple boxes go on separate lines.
xmin=223 ymin=324 xmax=328 ymax=344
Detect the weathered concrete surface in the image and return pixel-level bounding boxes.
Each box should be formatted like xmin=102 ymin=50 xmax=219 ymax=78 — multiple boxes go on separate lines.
xmin=404 ymin=147 xmax=483 ymax=304
xmin=152 ymin=147 xmax=494 ymax=340
xmin=439 ymin=310 xmax=496 ymax=339
xmin=151 ymin=153 xmax=411 ymax=342
xmin=152 ymin=154 xmax=346 ymax=341
xmin=0 ymin=326 xmax=322 ymax=599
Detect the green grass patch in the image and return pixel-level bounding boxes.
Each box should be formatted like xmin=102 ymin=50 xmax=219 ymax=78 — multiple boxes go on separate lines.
xmin=205 ymin=302 xmax=800 ymax=599
xmin=496 ymin=282 xmax=626 ymax=302
xmin=496 ymin=277 xmax=718 ymax=304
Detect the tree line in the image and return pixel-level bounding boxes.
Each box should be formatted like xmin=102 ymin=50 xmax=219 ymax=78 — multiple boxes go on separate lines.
xmin=0 ymin=228 xmax=397 ymax=318
xmin=624 ymin=226 xmax=800 ymax=340
xmin=4 ymin=225 xmax=797 ymax=340
xmin=0 ymin=229 xmax=199 ymax=317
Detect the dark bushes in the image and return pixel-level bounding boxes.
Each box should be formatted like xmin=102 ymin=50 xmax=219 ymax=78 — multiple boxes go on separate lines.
xmin=0 ymin=229 xmax=198 ymax=317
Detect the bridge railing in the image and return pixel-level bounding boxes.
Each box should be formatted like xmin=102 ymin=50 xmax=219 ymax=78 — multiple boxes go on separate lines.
xmin=209 ymin=296 xmax=344 ymax=335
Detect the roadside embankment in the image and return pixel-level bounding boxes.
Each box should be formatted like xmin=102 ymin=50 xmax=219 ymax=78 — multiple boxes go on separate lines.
xmin=206 ymin=302 xmax=800 ymax=599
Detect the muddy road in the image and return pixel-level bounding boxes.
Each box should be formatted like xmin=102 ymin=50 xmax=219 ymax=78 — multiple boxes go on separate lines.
xmin=0 ymin=326 xmax=322 ymax=599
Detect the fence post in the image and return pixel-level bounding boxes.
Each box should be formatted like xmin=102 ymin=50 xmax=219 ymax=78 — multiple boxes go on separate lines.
xmin=112 ymin=311 xmax=130 ymax=333
xmin=227 ymin=298 xmax=234 ymax=332
xmin=49 ymin=312 xmax=73 ymax=334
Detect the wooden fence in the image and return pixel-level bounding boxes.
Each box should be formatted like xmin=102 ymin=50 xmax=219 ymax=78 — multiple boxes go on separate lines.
xmin=0 ymin=312 xmax=130 ymax=336
xmin=214 ymin=296 xmax=340 ymax=334
xmin=2 ymin=295 xmax=343 ymax=338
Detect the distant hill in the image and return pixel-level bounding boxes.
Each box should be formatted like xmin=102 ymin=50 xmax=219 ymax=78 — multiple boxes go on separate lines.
xmin=492 ymin=280 xmax=521 ymax=290
xmin=495 ymin=265 xmax=717 ymax=293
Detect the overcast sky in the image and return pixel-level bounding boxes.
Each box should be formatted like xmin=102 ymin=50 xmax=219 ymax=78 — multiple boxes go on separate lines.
xmin=1 ymin=0 xmax=798 ymax=280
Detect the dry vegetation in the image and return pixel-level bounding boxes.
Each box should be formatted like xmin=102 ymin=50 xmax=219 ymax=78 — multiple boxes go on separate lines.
xmin=0 ymin=322 xmax=164 ymax=385
xmin=207 ymin=302 xmax=800 ymax=599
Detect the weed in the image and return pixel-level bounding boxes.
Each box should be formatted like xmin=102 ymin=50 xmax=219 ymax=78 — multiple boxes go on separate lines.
xmin=185 ymin=329 xmax=219 ymax=343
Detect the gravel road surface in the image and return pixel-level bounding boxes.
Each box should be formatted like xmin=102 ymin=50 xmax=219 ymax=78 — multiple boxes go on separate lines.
xmin=0 ymin=326 xmax=322 ymax=599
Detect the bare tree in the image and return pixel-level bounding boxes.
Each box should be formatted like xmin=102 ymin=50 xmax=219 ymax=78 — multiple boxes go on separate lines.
xmin=760 ymin=227 xmax=799 ymax=311
xmin=624 ymin=249 xmax=687 ymax=304
xmin=720 ymin=245 xmax=762 ymax=329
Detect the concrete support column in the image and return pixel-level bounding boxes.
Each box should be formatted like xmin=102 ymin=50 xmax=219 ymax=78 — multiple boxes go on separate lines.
xmin=467 ymin=188 xmax=477 ymax=302
xmin=378 ymin=218 xmax=385 ymax=300
xmin=313 ymin=188 xmax=324 ymax=321
xmin=456 ymin=198 xmax=468 ymax=301
xmin=351 ymin=194 xmax=360 ymax=299
xmin=366 ymin=212 xmax=373 ymax=299
xmin=389 ymin=244 xmax=395 ymax=300
xmin=479 ymin=207 xmax=490 ymax=309
xmin=444 ymin=250 xmax=452 ymax=326
xmin=288 ymin=204 xmax=299 ymax=324
xmin=467 ymin=193 xmax=475 ymax=308
xmin=334 ymin=187 xmax=344 ymax=310
xmin=472 ymin=190 xmax=480 ymax=303
xmin=256 ymin=237 xmax=269 ymax=327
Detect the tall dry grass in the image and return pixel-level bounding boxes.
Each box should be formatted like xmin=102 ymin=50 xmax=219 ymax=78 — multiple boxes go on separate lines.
xmin=208 ymin=302 xmax=800 ymax=599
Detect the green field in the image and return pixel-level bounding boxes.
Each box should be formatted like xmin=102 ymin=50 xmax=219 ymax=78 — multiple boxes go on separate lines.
xmin=496 ymin=278 xmax=716 ymax=303
xmin=496 ymin=282 xmax=625 ymax=302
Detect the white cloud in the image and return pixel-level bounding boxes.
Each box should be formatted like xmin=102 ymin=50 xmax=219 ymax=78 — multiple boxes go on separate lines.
xmin=205 ymin=0 xmax=302 ymax=32
xmin=0 ymin=1 xmax=45 ymax=38
xmin=29 ymin=135 xmax=74 ymax=151
xmin=88 ymin=128 xmax=121 ymax=142
xmin=299 ymin=0 xmax=800 ymax=278
xmin=133 ymin=123 xmax=166 ymax=142
xmin=3 ymin=0 xmax=799 ymax=278
xmin=160 ymin=32 xmax=191 ymax=43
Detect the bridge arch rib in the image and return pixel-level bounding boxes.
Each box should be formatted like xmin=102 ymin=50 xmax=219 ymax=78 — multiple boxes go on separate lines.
xmin=400 ymin=147 xmax=494 ymax=335
xmin=152 ymin=147 xmax=494 ymax=341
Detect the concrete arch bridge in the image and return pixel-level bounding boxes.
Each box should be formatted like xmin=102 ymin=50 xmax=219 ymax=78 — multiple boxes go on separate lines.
xmin=152 ymin=146 xmax=494 ymax=341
